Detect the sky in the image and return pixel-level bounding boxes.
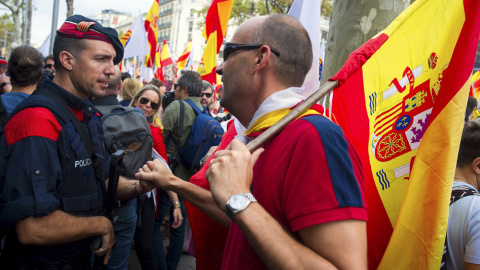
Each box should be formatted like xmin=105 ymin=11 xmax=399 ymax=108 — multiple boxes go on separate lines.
xmin=3 ymin=0 xmax=156 ymax=46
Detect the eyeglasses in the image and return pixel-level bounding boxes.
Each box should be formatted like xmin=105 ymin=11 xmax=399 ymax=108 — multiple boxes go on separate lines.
xmin=139 ymin=97 xmax=159 ymax=110
xmin=223 ymin=42 xmax=280 ymax=61
xmin=174 ymin=83 xmax=182 ymax=89
xmin=200 ymin=92 xmax=213 ymax=98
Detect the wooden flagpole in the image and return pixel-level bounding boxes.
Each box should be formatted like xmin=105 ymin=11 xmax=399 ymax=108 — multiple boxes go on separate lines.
xmin=246 ymin=80 xmax=338 ymax=153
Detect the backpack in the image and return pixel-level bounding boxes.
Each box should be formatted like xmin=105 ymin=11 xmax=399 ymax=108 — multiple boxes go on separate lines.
xmin=0 ymin=96 xmax=9 ymax=129
xmin=95 ymin=105 xmax=153 ymax=178
xmin=176 ymin=99 xmax=224 ymax=170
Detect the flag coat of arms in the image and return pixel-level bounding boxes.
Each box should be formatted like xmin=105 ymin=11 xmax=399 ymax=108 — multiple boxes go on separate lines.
xmin=330 ymin=0 xmax=480 ymax=268
xmin=144 ymin=0 xmax=160 ymax=67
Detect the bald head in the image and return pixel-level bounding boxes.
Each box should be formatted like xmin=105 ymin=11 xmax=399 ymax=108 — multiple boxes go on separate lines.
xmin=105 ymin=66 xmax=122 ymax=96
xmin=248 ymin=14 xmax=312 ymax=87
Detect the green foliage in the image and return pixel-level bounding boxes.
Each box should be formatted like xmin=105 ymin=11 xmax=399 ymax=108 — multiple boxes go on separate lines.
xmin=0 ymin=14 xmax=16 ymax=55
xmin=321 ymin=0 xmax=332 ymax=17
xmin=118 ymin=30 xmax=125 ymax=40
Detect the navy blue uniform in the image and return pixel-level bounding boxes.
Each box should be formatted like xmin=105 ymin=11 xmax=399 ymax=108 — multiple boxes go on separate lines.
xmin=0 ymin=77 xmax=109 ymax=267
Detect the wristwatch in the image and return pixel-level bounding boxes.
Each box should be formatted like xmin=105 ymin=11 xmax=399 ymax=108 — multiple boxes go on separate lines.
xmin=225 ymin=193 xmax=257 ymax=220
xmin=0 ymin=81 xmax=9 ymax=90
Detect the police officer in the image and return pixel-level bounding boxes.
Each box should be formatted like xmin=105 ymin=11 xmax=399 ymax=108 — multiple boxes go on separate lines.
xmin=0 ymin=15 xmax=152 ymax=269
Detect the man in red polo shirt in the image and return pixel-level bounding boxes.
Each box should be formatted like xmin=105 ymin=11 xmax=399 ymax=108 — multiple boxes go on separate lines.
xmin=137 ymin=14 xmax=367 ymax=269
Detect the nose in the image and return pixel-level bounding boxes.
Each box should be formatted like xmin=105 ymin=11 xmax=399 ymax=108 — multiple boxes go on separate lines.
xmin=105 ymin=61 xmax=116 ymax=75
xmin=216 ymin=62 xmax=224 ymax=75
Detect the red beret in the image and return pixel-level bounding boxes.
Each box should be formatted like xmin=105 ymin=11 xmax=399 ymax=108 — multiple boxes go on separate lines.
xmin=56 ymin=15 xmax=124 ymax=65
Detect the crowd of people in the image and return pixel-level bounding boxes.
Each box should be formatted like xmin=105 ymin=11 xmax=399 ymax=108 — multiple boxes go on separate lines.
xmin=0 ymin=11 xmax=478 ymax=270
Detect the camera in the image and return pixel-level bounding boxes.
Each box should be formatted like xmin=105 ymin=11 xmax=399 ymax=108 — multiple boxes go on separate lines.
xmin=42 ymin=68 xmax=54 ymax=80
xmin=167 ymin=153 xmax=180 ymax=171
xmin=162 ymin=91 xmax=176 ymax=110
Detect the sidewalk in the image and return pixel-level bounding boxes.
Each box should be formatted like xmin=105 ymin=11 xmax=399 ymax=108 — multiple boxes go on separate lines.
xmin=127 ymin=239 xmax=196 ymax=270
xmin=127 ymin=249 xmax=196 ymax=270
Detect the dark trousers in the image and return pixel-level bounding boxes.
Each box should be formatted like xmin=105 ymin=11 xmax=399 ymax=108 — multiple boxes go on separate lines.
xmin=134 ymin=195 xmax=157 ymax=270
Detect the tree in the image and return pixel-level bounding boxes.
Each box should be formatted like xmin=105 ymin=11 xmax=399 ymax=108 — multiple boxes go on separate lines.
xmin=0 ymin=0 xmax=25 ymax=46
xmin=321 ymin=0 xmax=409 ymax=84
xmin=66 ymin=0 xmax=73 ymax=18
xmin=24 ymin=0 xmax=31 ymax=45
xmin=0 ymin=14 xmax=17 ymax=56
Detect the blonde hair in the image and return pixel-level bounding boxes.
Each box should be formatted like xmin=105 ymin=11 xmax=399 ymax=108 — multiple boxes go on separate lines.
xmin=121 ymin=78 xmax=141 ymax=101
xmin=130 ymin=84 xmax=163 ymax=128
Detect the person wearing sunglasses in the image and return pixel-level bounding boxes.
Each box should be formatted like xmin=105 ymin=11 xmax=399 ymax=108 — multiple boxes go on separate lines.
xmin=45 ymin=54 xmax=55 ymax=76
xmin=200 ymin=80 xmax=215 ymax=115
xmin=136 ymin=14 xmax=367 ymax=270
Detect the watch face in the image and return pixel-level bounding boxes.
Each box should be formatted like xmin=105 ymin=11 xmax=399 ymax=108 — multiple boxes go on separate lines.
xmin=230 ymin=194 xmax=248 ymax=210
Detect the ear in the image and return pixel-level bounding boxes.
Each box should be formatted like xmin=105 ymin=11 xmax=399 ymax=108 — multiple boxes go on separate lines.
xmin=253 ymin=46 xmax=271 ymax=74
xmin=58 ymin=51 xmax=75 ymax=71
xmin=472 ymin=157 xmax=480 ymax=174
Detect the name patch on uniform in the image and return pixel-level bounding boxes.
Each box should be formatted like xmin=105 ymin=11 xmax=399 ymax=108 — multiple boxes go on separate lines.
xmin=75 ymin=158 xmax=92 ymax=168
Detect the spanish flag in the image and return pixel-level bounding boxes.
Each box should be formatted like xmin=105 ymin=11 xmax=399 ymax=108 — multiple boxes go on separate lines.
xmin=119 ymin=59 xmax=124 ymax=72
xmin=197 ymin=0 xmax=233 ymax=84
xmin=177 ymin=39 xmax=193 ymax=70
xmin=154 ymin=45 xmax=163 ymax=81
xmin=144 ymin=0 xmax=159 ymax=68
xmin=473 ymin=70 xmax=480 ymax=99
xmin=155 ymin=40 xmax=173 ymax=81
xmin=202 ymin=0 xmax=233 ymax=54
xmin=159 ymin=39 xmax=173 ymax=67
xmin=329 ymin=0 xmax=480 ymax=268
xmin=198 ymin=21 xmax=218 ymax=85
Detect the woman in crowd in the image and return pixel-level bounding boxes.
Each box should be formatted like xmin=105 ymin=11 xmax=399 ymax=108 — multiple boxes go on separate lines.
xmin=0 ymin=45 xmax=43 ymax=120
xmin=120 ymin=77 xmax=141 ymax=106
xmin=130 ymin=85 xmax=183 ymax=270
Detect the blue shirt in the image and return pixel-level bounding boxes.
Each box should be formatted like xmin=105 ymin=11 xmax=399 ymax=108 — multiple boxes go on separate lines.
xmin=1 ymin=91 xmax=30 ymax=116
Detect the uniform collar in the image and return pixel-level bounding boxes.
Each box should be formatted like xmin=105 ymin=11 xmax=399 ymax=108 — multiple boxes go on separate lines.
xmin=40 ymin=76 xmax=91 ymax=112
xmin=92 ymin=95 xmax=120 ymax=106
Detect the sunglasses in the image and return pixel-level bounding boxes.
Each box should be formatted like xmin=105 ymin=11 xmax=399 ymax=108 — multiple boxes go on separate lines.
xmin=139 ymin=97 xmax=159 ymax=110
xmin=200 ymin=92 xmax=213 ymax=98
xmin=46 ymin=64 xmax=53 ymax=69
xmin=223 ymin=42 xmax=280 ymax=61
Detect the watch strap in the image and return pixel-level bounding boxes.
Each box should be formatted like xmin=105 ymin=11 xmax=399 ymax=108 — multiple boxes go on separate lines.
xmin=243 ymin=193 xmax=257 ymax=202
xmin=226 ymin=193 xmax=257 ymax=220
